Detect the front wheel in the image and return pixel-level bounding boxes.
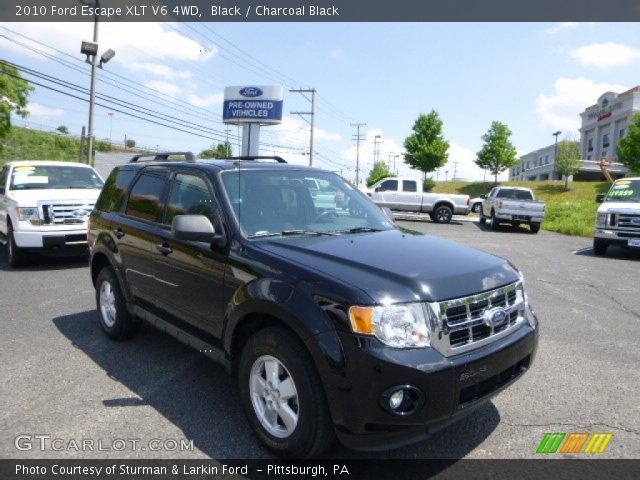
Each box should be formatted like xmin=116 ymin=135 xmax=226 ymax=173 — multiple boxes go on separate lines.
xmin=6 ymin=222 xmax=29 ymax=267
xmin=490 ymin=211 xmax=499 ymax=231
xmin=433 ymin=205 xmax=453 ymax=224
xmin=95 ymin=266 xmax=140 ymax=340
xmin=529 ymin=223 xmax=541 ymax=234
xmin=472 ymin=203 xmax=482 ymax=214
xmin=593 ymin=238 xmax=608 ymax=256
xmin=238 ymin=327 xmax=334 ymax=458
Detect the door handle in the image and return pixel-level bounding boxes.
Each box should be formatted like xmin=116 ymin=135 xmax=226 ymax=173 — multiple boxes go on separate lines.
xmin=156 ymin=243 xmax=173 ymax=256
xmin=113 ymin=228 xmax=125 ymax=239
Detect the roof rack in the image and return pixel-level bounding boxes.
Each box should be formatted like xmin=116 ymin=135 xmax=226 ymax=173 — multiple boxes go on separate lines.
xmin=228 ymin=155 xmax=287 ymax=164
xmin=129 ymin=151 xmax=196 ymax=163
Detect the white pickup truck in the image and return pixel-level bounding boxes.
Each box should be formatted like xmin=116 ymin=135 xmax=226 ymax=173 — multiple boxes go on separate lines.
xmin=0 ymin=161 xmax=104 ymax=266
xmin=367 ymin=176 xmax=470 ymax=223
xmin=479 ymin=186 xmax=546 ymax=233
xmin=593 ymin=177 xmax=640 ymax=256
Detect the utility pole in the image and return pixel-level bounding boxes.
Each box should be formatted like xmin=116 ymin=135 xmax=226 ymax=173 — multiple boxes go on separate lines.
xmin=225 ymin=127 xmax=232 ymax=156
xmin=452 ymin=161 xmax=459 ymax=182
xmin=107 ymin=112 xmax=114 ymax=145
xmin=373 ymin=135 xmax=383 ymax=164
xmin=351 ymin=123 xmax=366 ymax=186
xmin=290 ymin=88 xmax=316 ymax=166
xmin=86 ymin=6 xmax=99 ymax=166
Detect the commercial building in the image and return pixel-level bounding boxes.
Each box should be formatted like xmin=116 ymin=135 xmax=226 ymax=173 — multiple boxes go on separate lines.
xmin=510 ymin=86 xmax=639 ymax=181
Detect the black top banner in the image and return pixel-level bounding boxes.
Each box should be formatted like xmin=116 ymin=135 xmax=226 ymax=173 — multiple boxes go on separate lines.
xmin=3 ymin=0 xmax=640 ymax=22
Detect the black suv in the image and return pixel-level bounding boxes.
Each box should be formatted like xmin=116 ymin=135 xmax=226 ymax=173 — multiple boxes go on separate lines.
xmin=89 ymin=153 xmax=538 ymax=457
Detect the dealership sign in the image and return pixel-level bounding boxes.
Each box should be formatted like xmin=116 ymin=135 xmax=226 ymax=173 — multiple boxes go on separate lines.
xmin=587 ymin=93 xmax=622 ymax=122
xmin=223 ymin=86 xmax=284 ymax=124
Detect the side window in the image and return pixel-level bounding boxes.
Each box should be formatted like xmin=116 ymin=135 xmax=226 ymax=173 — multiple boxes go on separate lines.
xmin=403 ymin=180 xmax=417 ymax=192
xmin=95 ymin=168 xmax=136 ymax=212
xmin=488 ymin=188 xmax=497 ymax=197
xmin=165 ymin=173 xmax=217 ymax=226
xmin=125 ymin=170 xmax=169 ymax=222
xmin=379 ymin=179 xmax=398 ymax=192
xmin=0 ymin=166 xmax=8 ymax=193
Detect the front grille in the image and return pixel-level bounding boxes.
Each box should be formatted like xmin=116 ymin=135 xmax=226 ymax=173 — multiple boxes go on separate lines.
xmin=459 ymin=355 xmax=530 ymax=406
xmin=430 ymin=282 xmax=525 ymax=356
xmin=40 ymin=202 xmax=94 ymax=225
xmin=617 ymin=214 xmax=640 ymax=230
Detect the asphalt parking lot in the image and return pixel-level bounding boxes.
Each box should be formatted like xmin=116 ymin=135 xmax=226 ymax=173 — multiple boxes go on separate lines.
xmin=1 ymin=218 xmax=638 ymax=459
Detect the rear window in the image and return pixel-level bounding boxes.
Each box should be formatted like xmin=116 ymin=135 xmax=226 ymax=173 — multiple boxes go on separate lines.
xmin=125 ymin=170 xmax=169 ymax=222
xmin=496 ymin=189 xmax=534 ymax=200
xmin=95 ymin=168 xmax=136 ymax=212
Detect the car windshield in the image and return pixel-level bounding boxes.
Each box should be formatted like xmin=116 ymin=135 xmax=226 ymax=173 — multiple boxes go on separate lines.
xmin=605 ymin=179 xmax=640 ymax=203
xmin=221 ymin=169 xmax=395 ymax=238
xmin=496 ymin=189 xmax=534 ymax=200
xmin=9 ymin=165 xmax=104 ymax=190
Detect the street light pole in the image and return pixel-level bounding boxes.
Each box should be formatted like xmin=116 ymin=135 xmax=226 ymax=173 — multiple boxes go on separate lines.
xmin=553 ymin=130 xmax=562 ymax=180
xmin=86 ymin=10 xmax=99 ymax=166
xmin=107 ymin=112 xmax=114 ymax=145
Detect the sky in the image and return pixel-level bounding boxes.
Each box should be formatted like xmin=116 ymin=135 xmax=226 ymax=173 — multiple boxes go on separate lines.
xmin=1 ymin=21 xmax=639 ymax=183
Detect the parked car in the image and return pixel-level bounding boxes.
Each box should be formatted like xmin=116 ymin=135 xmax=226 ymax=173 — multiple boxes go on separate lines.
xmin=367 ymin=177 xmax=470 ymax=223
xmin=479 ymin=187 xmax=546 ymax=233
xmin=470 ymin=196 xmax=484 ymax=214
xmin=0 ymin=160 xmax=104 ymax=266
xmin=593 ymin=177 xmax=640 ymax=256
xmin=89 ymin=153 xmax=538 ymax=457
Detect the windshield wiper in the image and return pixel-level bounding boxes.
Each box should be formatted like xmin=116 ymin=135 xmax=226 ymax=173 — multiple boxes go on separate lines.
xmin=248 ymin=229 xmax=336 ymax=239
xmin=331 ymin=227 xmax=386 ymax=234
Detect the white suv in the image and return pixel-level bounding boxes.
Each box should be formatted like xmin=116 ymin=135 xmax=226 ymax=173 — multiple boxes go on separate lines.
xmin=0 ymin=161 xmax=104 ymax=266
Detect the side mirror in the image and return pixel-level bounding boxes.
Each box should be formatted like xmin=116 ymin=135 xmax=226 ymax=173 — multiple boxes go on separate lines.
xmin=172 ymin=214 xmax=225 ymax=246
xmin=374 ymin=187 xmax=382 ymax=193
xmin=480 ymin=194 xmax=487 ymax=199
xmin=596 ymin=194 xmax=605 ymax=203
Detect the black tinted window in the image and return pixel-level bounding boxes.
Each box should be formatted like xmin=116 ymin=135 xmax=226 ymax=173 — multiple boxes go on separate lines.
xmin=379 ymin=180 xmax=398 ymax=192
xmin=496 ymin=189 xmax=534 ymax=200
xmin=95 ymin=168 xmax=136 ymax=212
xmin=166 ymin=174 xmax=217 ymax=225
xmin=403 ymin=180 xmax=417 ymax=192
xmin=125 ymin=170 xmax=168 ymax=222
xmin=0 ymin=166 xmax=8 ymax=191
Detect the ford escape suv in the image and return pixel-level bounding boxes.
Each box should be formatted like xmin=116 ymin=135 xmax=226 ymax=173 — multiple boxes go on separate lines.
xmin=88 ymin=152 xmax=538 ymax=457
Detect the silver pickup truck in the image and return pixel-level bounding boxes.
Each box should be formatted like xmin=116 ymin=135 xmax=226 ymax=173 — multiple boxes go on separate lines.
xmin=479 ymin=186 xmax=546 ymax=233
xmin=367 ymin=177 xmax=470 ymax=223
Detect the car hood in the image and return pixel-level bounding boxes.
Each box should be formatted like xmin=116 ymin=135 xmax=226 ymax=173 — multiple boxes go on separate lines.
xmin=6 ymin=189 xmax=101 ymax=205
xmin=598 ymin=201 xmax=640 ymax=213
xmin=254 ymin=229 xmax=519 ymax=303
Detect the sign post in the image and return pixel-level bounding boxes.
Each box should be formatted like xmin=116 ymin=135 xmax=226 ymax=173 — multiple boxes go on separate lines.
xmin=223 ymin=86 xmax=284 ymax=156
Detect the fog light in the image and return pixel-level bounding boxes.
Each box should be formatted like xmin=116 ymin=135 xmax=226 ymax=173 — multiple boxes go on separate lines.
xmin=389 ymin=390 xmax=404 ymax=410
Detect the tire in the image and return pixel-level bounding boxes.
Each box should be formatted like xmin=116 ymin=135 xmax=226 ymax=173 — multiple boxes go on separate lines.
xmin=490 ymin=211 xmax=499 ymax=231
xmin=512 ymin=222 xmax=521 ymax=228
xmin=472 ymin=203 xmax=482 ymax=214
xmin=593 ymin=238 xmax=608 ymax=256
xmin=433 ymin=205 xmax=453 ymax=224
xmin=529 ymin=223 xmax=541 ymax=234
xmin=6 ymin=222 xmax=29 ymax=267
xmin=95 ymin=266 xmax=140 ymax=340
xmin=479 ymin=214 xmax=486 ymax=225
xmin=238 ymin=327 xmax=334 ymax=458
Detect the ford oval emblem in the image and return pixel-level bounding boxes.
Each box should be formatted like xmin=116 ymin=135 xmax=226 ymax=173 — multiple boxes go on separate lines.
xmin=484 ymin=307 xmax=508 ymax=328
xmin=239 ymin=87 xmax=263 ymax=97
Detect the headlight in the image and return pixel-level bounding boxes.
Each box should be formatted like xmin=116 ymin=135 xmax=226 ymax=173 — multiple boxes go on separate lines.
xmin=518 ymin=272 xmax=537 ymax=328
xmin=349 ymin=303 xmax=432 ymax=348
xmin=17 ymin=207 xmax=40 ymax=225
xmin=596 ymin=212 xmax=607 ymax=227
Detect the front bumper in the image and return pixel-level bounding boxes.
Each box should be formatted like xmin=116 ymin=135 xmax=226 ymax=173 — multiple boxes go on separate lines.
xmin=595 ymin=228 xmax=640 ymax=245
xmin=13 ymin=228 xmax=88 ymax=249
xmin=315 ymin=313 xmax=538 ymax=451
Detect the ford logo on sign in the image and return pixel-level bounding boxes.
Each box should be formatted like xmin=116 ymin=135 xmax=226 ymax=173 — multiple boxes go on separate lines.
xmin=239 ymin=87 xmax=263 ymax=98
xmin=484 ymin=307 xmax=508 ymax=328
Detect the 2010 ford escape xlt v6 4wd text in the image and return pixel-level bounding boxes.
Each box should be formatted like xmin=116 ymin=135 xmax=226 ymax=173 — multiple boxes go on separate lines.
xmin=88 ymin=153 xmax=538 ymax=457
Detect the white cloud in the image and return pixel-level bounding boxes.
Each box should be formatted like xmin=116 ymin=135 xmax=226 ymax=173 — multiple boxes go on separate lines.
xmin=545 ymin=22 xmax=580 ymax=35
xmin=187 ymin=93 xmax=224 ymax=107
xmin=571 ymin=42 xmax=640 ymax=68
xmin=27 ymin=103 xmax=64 ymax=118
xmin=129 ymin=63 xmax=192 ymax=80
xmin=329 ymin=48 xmax=342 ymax=58
xmin=535 ymin=77 xmax=628 ymax=132
xmin=145 ymin=80 xmax=182 ymax=98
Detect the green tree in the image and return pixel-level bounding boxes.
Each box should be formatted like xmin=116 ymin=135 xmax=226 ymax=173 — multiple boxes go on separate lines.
xmin=366 ymin=160 xmax=395 ymax=187
xmin=403 ymin=110 xmax=449 ymax=180
xmin=618 ymin=112 xmax=640 ymax=175
xmin=56 ymin=125 xmax=69 ymax=135
xmin=125 ymin=138 xmax=136 ymax=148
xmin=555 ymin=138 xmax=582 ymax=190
xmin=475 ymin=121 xmax=518 ymax=184
xmin=198 ymin=142 xmax=232 ymax=159
xmin=0 ymin=61 xmax=33 ymax=138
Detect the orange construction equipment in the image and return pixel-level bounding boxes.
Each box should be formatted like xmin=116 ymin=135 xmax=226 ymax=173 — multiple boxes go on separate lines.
xmin=599 ymin=157 xmax=614 ymax=183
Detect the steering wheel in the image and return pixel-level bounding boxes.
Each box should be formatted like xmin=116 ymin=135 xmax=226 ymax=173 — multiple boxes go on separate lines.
xmin=314 ymin=210 xmax=338 ymax=222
